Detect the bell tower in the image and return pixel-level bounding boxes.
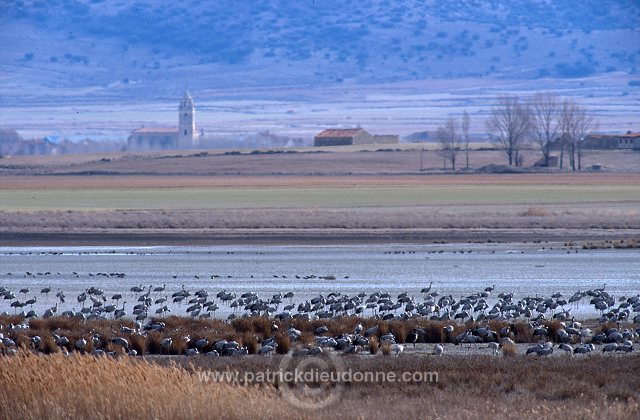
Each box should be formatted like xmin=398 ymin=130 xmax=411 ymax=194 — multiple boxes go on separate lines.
xmin=178 ymin=90 xmax=196 ymax=149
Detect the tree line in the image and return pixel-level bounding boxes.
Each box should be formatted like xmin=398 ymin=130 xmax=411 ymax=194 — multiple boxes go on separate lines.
xmin=437 ymin=93 xmax=596 ymax=170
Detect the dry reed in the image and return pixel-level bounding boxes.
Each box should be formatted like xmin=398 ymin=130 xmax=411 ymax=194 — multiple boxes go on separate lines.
xmin=0 ymin=350 xmax=638 ymax=419
xmin=0 ymin=353 xmax=285 ymax=420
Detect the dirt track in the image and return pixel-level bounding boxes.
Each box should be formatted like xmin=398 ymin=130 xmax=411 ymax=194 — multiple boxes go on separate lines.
xmin=2 ymin=172 xmax=640 ymax=189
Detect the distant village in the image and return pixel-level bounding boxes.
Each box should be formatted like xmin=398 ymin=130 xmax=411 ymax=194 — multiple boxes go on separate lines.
xmin=1 ymin=91 xmax=638 ymax=159
xmin=126 ymin=91 xmax=399 ymax=152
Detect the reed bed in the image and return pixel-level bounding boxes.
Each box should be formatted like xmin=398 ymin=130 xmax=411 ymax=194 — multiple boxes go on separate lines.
xmin=0 ymin=353 xmax=286 ymax=420
xmin=0 ymin=315 xmax=617 ymax=356
xmin=1 ymin=351 xmax=637 ymax=419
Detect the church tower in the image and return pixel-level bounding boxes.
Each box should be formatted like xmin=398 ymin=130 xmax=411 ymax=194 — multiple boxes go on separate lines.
xmin=178 ymin=90 xmax=196 ymax=149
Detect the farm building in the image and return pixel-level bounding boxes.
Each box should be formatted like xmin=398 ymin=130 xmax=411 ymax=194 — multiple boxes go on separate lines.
xmin=615 ymin=132 xmax=640 ymax=149
xmin=581 ymin=131 xmax=640 ymax=150
xmin=313 ymin=128 xmax=399 ymax=146
xmin=549 ymin=131 xmax=640 ymax=151
xmin=579 ymin=134 xmax=620 ymax=150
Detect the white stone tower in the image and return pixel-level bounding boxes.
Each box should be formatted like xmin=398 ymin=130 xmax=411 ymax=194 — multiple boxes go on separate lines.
xmin=178 ymin=90 xmax=196 ymax=149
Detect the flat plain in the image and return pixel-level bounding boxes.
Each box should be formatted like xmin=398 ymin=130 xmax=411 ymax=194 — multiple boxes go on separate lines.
xmin=1 ymin=148 xmax=639 ymax=245
xmin=2 ymin=146 xmax=639 ymax=175
xmin=1 ymin=148 xmax=639 ymax=419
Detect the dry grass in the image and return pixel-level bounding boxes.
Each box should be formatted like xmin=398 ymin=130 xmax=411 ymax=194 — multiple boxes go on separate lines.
xmin=522 ymin=207 xmax=551 ymax=217
xmin=2 ymin=202 xmax=639 ymax=246
xmin=241 ymin=333 xmax=259 ymax=355
xmin=232 ymin=317 xmax=273 ymax=336
xmin=501 ymin=342 xmax=518 ymax=357
xmin=388 ymin=321 xmax=408 ymax=344
xmin=167 ymin=353 xmax=640 ymax=418
xmin=368 ymin=336 xmax=379 ymax=354
xmin=274 ymin=333 xmax=291 ymax=355
xmin=583 ymin=239 xmax=640 ymax=249
xmin=547 ymin=320 xmax=565 ymax=342
xmin=512 ymin=322 xmax=534 ymax=342
xmin=2 ymin=204 xmax=639 ymax=231
xmin=0 ymin=353 xmax=285 ymax=420
xmin=1 ymin=350 xmax=638 ymax=419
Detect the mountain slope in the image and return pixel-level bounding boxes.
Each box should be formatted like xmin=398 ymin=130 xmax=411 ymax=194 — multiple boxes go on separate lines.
xmin=1 ymin=0 xmax=638 ymax=102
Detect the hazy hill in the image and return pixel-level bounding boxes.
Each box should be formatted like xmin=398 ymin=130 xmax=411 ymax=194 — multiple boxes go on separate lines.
xmin=1 ymin=0 xmax=638 ymax=103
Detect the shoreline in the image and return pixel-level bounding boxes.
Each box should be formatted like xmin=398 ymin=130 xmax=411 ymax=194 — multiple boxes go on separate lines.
xmin=1 ymin=227 xmax=638 ymax=246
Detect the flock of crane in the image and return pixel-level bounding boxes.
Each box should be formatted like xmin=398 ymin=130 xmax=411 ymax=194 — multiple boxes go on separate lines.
xmin=1 ymin=279 xmax=638 ymax=325
xmin=0 ymin=278 xmax=638 ymax=358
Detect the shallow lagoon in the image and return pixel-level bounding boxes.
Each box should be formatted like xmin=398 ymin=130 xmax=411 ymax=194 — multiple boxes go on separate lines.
xmin=1 ymin=243 xmax=638 ymax=319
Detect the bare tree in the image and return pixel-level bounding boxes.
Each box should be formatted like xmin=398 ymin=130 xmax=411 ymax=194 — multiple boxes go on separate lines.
xmin=485 ymin=95 xmax=532 ymax=166
xmin=560 ymin=98 xmax=595 ymax=171
xmin=530 ymin=92 xmax=559 ymax=167
xmin=574 ymin=111 xmax=596 ymax=171
xmin=559 ymin=99 xmax=575 ymax=169
xmin=462 ymin=110 xmax=470 ymax=168
xmin=437 ymin=117 xmax=460 ymax=170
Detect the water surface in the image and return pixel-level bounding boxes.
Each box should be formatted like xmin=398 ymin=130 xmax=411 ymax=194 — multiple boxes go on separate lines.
xmin=1 ymin=243 xmax=637 ymax=320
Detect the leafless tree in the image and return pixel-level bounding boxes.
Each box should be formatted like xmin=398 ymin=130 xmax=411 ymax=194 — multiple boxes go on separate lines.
xmin=485 ymin=95 xmax=532 ymax=166
xmin=437 ymin=117 xmax=460 ymax=170
xmin=462 ymin=110 xmax=471 ymax=168
xmin=560 ymin=98 xmax=595 ymax=171
xmin=559 ymin=99 xmax=574 ymax=169
xmin=530 ymin=92 xmax=559 ymax=167
xmin=574 ymin=111 xmax=596 ymax=171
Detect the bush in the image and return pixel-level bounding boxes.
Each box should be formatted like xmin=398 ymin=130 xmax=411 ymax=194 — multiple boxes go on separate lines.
xmin=380 ymin=342 xmax=392 ymax=356
xmin=274 ymin=333 xmax=291 ymax=355
xmin=368 ymin=336 xmax=379 ymax=354
xmin=501 ymin=342 xmax=517 ymax=357
xmin=241 ymin=334 xmax=259 ymax=355
xmin=522 ymin=207 xmax=550 ymax=217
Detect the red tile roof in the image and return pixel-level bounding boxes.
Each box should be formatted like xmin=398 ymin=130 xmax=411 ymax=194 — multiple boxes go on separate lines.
xmin=620 ymin=132 xmax=640 ymax=138
xmin=586 ymin=132 xmax=640 ymax=140
xmin=131 ymin=127 xmax=177 ymax=134
xmin=315 ymin=128 xmax=366 ymax=138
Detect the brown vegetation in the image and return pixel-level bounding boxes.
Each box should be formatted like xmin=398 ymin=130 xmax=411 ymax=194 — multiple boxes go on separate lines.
xmin=1 ymin=351 xmax=637 ymax=419
xmin=522 ymin=207 xmax=551 ymax=217
xmin=274 ymin=333 xmax=292 ymax=355
xmin=0 ymin=353 xmax=284 ymax=420
xmin=583 ymin=239 xmax=640 ymax=249
xmin=501 ymin=342 xmax=518 ymax=357
xmin=2 ymin=203 xmax=638 ymax=231
xmin=368 ymin=336 xmax=379 ymax=354
xmin=0 ymin=315 xmax=617 ymax=357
